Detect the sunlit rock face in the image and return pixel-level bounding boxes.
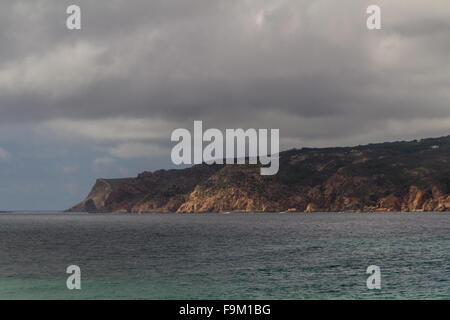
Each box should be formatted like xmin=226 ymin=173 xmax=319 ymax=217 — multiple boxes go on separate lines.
xmin=69 ymin=136 xmax=450 ymax=213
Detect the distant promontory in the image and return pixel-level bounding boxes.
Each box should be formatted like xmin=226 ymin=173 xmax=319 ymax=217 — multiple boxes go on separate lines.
xmin=68 ymin=136 xmax=450 ymax=213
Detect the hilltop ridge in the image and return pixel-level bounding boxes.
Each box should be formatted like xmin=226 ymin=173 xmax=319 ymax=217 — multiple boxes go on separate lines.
xmin=68 ymin=136 xmax=450 ymax=213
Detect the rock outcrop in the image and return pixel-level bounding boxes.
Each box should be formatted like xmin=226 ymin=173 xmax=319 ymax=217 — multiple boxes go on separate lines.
xmin=68 ymin=136 xmax=450 ymax=213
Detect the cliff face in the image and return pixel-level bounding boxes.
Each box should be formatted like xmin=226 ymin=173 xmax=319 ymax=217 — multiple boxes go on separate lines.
xmin=68 ymin=136 xmax=450 ymax=213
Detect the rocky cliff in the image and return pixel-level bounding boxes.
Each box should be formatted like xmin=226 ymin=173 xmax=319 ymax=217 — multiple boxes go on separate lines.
xmin=68 ymin=136 xmax=450 ymax=213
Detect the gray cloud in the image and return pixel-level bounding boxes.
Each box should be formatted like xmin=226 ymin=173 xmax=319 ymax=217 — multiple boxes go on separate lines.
xmin=0 ymin=0 xmax=449 ymax=153
xmin=0 ymin=147 xmax=11 ymax=161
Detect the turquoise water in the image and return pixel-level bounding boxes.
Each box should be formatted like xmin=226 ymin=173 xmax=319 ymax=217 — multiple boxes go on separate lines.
xmin=0 ymin=212 xmax=449 ymax=299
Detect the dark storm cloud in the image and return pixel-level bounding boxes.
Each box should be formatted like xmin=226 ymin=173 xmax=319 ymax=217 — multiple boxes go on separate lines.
xmin=0 ymin=0 xmax=449 ymax=148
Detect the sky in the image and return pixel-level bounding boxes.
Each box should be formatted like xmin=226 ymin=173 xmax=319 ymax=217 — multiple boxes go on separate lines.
xmin=0 ymin=0 xmax=450 ymax=210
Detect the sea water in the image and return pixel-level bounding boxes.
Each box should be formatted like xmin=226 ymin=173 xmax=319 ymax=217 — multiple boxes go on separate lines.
xmin=0 ymin=212 xmax=449 ymax=299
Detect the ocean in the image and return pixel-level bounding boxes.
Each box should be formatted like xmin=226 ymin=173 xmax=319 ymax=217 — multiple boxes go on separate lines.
xmin=0 ymin=212 xmax=449 ymax=300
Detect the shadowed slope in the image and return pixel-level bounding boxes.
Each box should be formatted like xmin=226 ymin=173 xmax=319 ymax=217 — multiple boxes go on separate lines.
xmin=69 ymin=136 xmax=450 ymax=213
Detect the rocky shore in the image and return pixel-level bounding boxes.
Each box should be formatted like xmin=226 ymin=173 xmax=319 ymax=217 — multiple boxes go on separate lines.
xmin=69 ymin=136 xmax=450 ymax=213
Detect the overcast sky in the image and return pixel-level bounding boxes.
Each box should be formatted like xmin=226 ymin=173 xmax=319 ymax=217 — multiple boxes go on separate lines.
xmin=0 ymin=0 xmax=449 ymax=210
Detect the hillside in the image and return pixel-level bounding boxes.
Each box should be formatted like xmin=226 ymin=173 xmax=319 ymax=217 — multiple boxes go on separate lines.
xmin=68 ymin=136 xmax=450 ymax=213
